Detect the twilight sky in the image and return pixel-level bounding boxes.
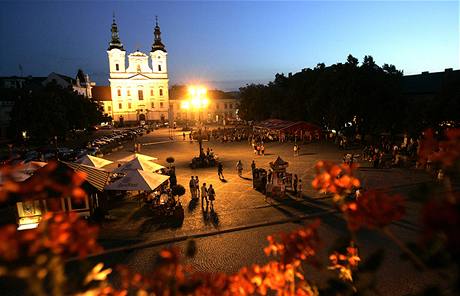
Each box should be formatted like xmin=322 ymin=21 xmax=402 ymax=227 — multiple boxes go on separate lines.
xmin=1 ymin=1 xmax=459 ymax=90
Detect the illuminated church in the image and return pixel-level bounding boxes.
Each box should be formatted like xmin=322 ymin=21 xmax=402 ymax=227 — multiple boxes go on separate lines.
xmin=106 ymin=16 xmax=169 ymax=124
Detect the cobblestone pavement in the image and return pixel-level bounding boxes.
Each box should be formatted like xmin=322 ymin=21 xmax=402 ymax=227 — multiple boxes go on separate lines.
xmin=88 ymin=128 xmax=448 ymax=295
xmin=99 ymin=128 xmax=431 ymax=242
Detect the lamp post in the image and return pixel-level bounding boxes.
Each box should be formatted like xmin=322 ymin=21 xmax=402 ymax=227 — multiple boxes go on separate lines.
xmin=183 ymin=86 xmax=208 ymax=159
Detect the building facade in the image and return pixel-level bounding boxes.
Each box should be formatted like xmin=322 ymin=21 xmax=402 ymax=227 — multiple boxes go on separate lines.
xmin=169 ymin=88 xmax=240 ymax=125
xmin=107 ymin=17 xmax=169 ymax=125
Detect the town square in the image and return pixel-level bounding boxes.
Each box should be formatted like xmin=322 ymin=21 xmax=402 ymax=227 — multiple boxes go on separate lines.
xmin=0 ymin=1 xmax=459 ymax=295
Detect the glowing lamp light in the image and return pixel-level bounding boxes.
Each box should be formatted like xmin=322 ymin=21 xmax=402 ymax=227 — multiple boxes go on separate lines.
xmin=181 ymin=101 xmax=190 ymax=110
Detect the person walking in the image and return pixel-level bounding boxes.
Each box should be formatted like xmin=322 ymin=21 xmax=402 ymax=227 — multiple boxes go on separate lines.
xmin=217 ymin=162 xmax=224 ymax=179
xmin=293 ymin=144 xmax=298 ymax=156
xmin=293 ymin=174 xmax=298 ymax=194
xmin=182 ymin=132 xmax=186 ymax=141
xmin=236 ymin=160 xmax=243 ymax=177
xmin=251 ymin=160 xmax=256 ymax=174
xmin=208 ymin=184 xmax=216 ymax=210
xmin=261 ymin=144 xmax=265 ymax=156
xmin=297 ymin=179 xmax=303 ymax=198
xmin=189 ymin=176 xmax=196 ymax=199
xmin=200 ymin=182 xmax=208 ymax=206
xmin=195 ymin=176 xmax=200 ymax=198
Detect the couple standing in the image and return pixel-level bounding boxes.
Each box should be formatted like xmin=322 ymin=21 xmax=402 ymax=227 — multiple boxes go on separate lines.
xmin=200 ymin=183 xmax=216 ymax=209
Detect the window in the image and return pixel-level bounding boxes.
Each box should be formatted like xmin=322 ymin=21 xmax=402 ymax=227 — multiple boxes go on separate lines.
xmin=151 ymin=102 xmax=154 ymax=108
xmin=117 ymin=89 xmax=121 ymax=97
xmin=158 ymin=65 xmax=162 ymax=71
xmin=115 ymin=64 xmax=120 ymax=71
xmin=118 ymin=103 xmax=122 ymax=109
xmin=138 ymin=90 xmax=144 ymax=100
xmin=137 ymin=64 xmax=141 ymax=72
xmin=127 ymin=90 xmax=131 ymax=96
xmin=150 ymin=89 xmax=154 ymax=96
xmin=159 ymin=89 xmax=163 ymax=96
xmin=224 ymin=103 xmax=228 ymax=109
xmin=160 ymin=102 xmax=164 ymax=108
xmin=229 ymin=103 xmax=233 ymax=109
xmin=128 ymin=102 xmax=132 ymax=109
xmin=108 ymin=106 xmax=112 ymax=112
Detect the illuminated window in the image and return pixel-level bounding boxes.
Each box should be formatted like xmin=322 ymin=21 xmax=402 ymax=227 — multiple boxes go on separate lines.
xmin=115 ymin=64 xmax=119 ymax=71
xmin=150 ymin=89 xmax=154 ymax=96
xmin=127 ymin=90 xmax=131 ymax=96
xmin=229 ymin=103 xmax=233 ymax=109
xmin=118 ymin=103 xmax=122 ymax=109
xmin=160 ymin=102 xmax=164 ymax=108
xmin=159 ymin=89 xmax=163 ymax=96
xmin=138 ymin=90 xmax=144 ymax=100
xmin=117 ymin=89 xmax=121 ymax=96
xmin=108 ymin=106 xmax=112 ymax=112
xmin=151 ymin=102 xmax=154 ymax=108
xmin=128 ymin=102 xmax=132 ymax=109
xmin=158 ymin=65 xmax=162 ymax=71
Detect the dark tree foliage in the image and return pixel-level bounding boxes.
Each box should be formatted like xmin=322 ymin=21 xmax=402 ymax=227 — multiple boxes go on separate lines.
xmin=8 ymin=81 xmax=106 ymax=143
xmin=239 ymin=55 xmax=405 ymax=134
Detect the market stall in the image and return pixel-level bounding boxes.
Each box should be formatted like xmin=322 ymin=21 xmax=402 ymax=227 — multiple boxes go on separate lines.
xmin=266 ymin=156 xmax=292 ymax=197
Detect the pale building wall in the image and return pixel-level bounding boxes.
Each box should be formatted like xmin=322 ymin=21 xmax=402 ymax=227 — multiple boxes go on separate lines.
xmin=107 ymin=49 xmax=169 ymax=124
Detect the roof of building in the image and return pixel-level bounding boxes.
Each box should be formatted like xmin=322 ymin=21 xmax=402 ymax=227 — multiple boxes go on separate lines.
xmin=92 ymin=86 xmax=112 ymax=101
xmin=402 ymin=69 xmax=460 ymax=94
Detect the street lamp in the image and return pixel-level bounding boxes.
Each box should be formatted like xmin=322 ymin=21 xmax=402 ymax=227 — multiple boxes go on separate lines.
xmin=184 ymin=86 xmax=208 ymax=159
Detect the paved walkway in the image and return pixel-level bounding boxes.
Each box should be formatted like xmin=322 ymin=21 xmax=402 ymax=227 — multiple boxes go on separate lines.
xmin=98 ymin=129 xmax=432 ymax=248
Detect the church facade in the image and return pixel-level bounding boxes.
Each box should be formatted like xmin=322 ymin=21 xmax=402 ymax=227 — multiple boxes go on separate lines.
xmin=106 ymin=17 xmax=169 ymax=125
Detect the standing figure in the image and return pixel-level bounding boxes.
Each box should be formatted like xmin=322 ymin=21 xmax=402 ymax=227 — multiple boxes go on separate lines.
xmin=182 ymin=132 xmax=186 ymax=141
xmin=189 ymin=176 xmax=196 ymax=199
xmin=293 ymin=174 xmax=298 ymax=194
xmin=236 ymin=160 xmax=243 ymax=177
xmin=297 ymin=179 xmax=303 ymax=198
xmin=251 ymin=160 xmax=256 ymax=174
xmin=201 ymin=182 xmax=208 ymax=206
xmin=195 ymin=176 xmax=200 ymax=198
xmin=208 ymin=184 xmax=216 ymax=209
xmin=261 ymin=144 xmax=265 ymax=156
xmin=217 ymin=162 xmax=224 ymax=179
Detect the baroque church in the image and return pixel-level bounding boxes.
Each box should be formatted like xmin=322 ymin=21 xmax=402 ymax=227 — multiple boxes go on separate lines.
xmin=104 ymin=16 xmax=169 ymax=125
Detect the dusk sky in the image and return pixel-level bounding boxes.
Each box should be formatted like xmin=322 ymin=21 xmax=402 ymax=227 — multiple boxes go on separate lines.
xmin=1 ymin=1 xmax=458 ymax=90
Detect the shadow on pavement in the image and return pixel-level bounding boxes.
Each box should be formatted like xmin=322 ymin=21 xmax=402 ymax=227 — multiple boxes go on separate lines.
xmin=219 ymin=178 xmax=228 ymax=183
xmin=188 ymin=198 xmax=199 ymax=213
xmin=202 ymin=205 xmax=220 ymax=227
xmin=240 ymin=176 xmax=252 ymax=181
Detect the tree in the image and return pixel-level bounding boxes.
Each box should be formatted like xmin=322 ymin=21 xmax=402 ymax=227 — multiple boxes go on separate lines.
xmin=8 ymin=81 xmax=106 ymax=143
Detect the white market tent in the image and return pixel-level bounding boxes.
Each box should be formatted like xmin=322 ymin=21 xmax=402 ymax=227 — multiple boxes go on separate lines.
xmin=113 ymin=157 xmax=165 ymax=173
xmin=118 ymin=153 xmax=158 ymax=163
xmin=105 ymin=169 xmax=170 ymax=191
xmin=75 ymin=155 xmax=113 ymax=168
xmin=18 ymin=161 xmax=48 ymax=174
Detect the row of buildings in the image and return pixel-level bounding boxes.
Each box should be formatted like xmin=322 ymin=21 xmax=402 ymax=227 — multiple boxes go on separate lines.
xmin=0 ymin=17 xmax=240 ymax=140
xmin=1 ymin=16 xmax=459 ymax=141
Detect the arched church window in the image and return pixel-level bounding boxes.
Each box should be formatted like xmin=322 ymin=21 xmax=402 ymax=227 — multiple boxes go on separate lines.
xmin=117 ymin=89 xmax=121 ymax=97
xmin=150 ymin=89 xmax=154 ymax=96
xmin=159 ymin=89 xmax=163 ymax=96
xmin=115 ymin=64 xmax=119 ymax=71
xmin=127 ymin=90 xmax=131 ymax=96
xmin=158 ymin=65 xmax=162 ymax=71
